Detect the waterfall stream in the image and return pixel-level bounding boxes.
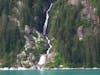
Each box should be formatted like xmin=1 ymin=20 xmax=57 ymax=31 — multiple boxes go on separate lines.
xmin=37 ymin=3 xmax=53 ymax=69
xmin=43 ymin=3 xmax=53 ymax=35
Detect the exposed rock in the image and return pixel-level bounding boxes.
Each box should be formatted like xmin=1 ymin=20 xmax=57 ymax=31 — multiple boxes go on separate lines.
xmin=81 ymin=0 xmax=88 ymax=7
xmin=17 ymin=51 xmax=26 ymax=59
xmin=24 ymin=25 xmax=45 ymax=50
xmin=25 ymin=25 xmax=31 ymax=34
xmin=68 ymin=0 xmax=80 ymax=6
xmin=21 ymin=60 xmax=33 ymax=67
xmin=34 ymin=16 xmax=38 ymax=21
xmin=24 ymin=41 xmax=33 ymax=50
xmin=80 ymin=0 xmax=97 ymax=24
xmin=13 ymin=7 xmax=20 ymax=15
xmin=47 ymin=52 xmax=55 ymax=61
xmin=24 ymin=25 xmax=34 ymax=50
xmin=17 ymin=0 xmax=23 ymax=9
xmin=77 ymin=26 xmax=84 ymax=41
xmin=28 ymin=53 xmax=35 ymax=61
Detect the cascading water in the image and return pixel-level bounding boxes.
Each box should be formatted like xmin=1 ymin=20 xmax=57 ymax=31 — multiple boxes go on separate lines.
xmin=37 ymin=3 xmax=53 ymax=69
xmin=43 ymin=3 xmax=53 ymax=35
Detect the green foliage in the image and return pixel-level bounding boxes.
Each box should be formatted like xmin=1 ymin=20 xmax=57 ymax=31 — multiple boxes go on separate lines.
xmin=48 ymin=0 xmax=100 ymax=67
xmin=26 ymin=40 xmax=46 ymax=56
xmin=0 ymin=0 xmax=100 ymax=68
xmin=89 ymin=0 xmax=100 ymax=16
xmin=0 ymin=0 xmax=52 ymax=67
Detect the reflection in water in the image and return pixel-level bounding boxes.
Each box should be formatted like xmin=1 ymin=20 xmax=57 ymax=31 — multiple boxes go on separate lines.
xmin=39 ymin=70 xmax=45 ymax=75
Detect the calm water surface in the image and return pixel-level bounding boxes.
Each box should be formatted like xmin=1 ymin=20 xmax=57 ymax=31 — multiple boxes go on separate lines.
xmin=0 ymin=69 xmax=100 ymax=75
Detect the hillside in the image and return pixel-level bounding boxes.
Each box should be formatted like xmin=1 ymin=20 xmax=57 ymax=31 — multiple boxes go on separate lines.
xmin=0 ymin=0 xmax=100 ymax=68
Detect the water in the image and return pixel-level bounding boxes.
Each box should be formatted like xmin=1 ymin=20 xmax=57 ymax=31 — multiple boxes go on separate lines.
xmin=38 ymin=55 xmax=46 ymax=65
xmin=0 ymin=69 xmax=100 ymax=75
xmin=37 ymin=3 xmax=53 ymax=68
xmin=43 ymin=3 xmax=53 ymax=55
xmin=43 ymin=3 xmax=53 ymax=35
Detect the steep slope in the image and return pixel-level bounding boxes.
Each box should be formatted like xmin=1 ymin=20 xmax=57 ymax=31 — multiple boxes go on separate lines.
xmin=48 ymin=0 xmax=100 ymax=67
xmin=0 ymin=0 xmax=100 ymax=68
xmin=0 ymin=0 xmax=53 ymax=67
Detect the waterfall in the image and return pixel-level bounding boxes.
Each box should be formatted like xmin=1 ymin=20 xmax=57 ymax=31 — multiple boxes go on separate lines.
xmin=43 ymin=3 xmax=53 ymax=55
xmin=43 ymin=3 xmax=53 ymax=35
xmin=37 ymin=54 xmax=46 ymax=69
xmin=37 ymin=3 xmax=53 ymax=69
xmin=46 ymin=36 xmax=52 ymax=55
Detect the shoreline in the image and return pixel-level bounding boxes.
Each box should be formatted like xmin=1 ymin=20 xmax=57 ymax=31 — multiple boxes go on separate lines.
xmin=0 ymin=67 xmax=100 ymax=70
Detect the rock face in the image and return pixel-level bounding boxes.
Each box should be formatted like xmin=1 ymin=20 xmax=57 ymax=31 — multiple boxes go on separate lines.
xmin=47 ymin=52 xmax=55 ymax=63
xmin=28 ymin=53 xmax=35 ymax=61
xmin=25 ymin=25 xmax=31 ymax=34
xmin=68 ymin=0 xmax=80 ymax=6
xmin=77 ymin=26 xmax=83 ymax=41
xmin=17 ymin=51 xmax=26 ymax=59
xmin=81 ymin=0 xmax=88 ymax=7
xmin=24 ymin=25 xmax=45 ymax=51
xmin=24 ymin=25 xmax=34 ymax=50
xmin=0 ymin=0 xmax=54 ymax=67
xmin=16 ymin=24 xmax=47 ymax=68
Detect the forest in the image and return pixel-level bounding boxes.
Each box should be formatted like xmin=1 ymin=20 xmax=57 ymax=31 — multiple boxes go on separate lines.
xmin=0 ymin=0 xmax=100 ymax=68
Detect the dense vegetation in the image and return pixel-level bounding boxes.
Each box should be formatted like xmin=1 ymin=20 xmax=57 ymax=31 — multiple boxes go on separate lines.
xmin=0 ymin=0 xmax=100 ymax=68
xmin=0 ymin=0 xmax=23 ymax=67
xmin=0 ymin=0 xmax=52 ymax=67
xmin=48 ymin=0 xmax=100 ymax=67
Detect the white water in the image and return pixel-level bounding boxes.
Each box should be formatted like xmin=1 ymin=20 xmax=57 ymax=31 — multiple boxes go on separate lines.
xmin=38 ymin=55 xmax=46 ymax=65
xmin=46 ymin=36 xmax=52 ymax=55
xmin=43 ymin=3 xmax=53 ymax=55
xmin=43 ymin=3 xmax=53 ymax=35
xmin=37 ymin=3 xmax=53 ymax=68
